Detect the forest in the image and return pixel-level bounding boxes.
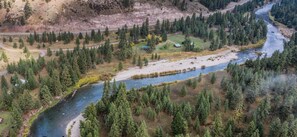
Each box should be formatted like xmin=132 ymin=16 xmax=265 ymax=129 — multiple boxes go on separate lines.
xmin=199 ymin=0 xmax=239 ymax=11
xmin=271 ymin=0 xmax=297 ymax=30
xmin=0 ymin=0 xmax=267 ymax=136
xmin=80 ymin=32 xmax=297 ymax=137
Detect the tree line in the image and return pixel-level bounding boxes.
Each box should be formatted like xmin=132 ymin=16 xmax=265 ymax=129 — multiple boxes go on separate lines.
xmin=200 ymin=0 xmax=239 ymax=11
xmin=271 ymin=0 xmax=297 ymax=30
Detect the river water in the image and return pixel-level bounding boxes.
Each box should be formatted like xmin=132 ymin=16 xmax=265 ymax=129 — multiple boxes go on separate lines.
xmin=29 ymin=3 xmax=286 ymax=137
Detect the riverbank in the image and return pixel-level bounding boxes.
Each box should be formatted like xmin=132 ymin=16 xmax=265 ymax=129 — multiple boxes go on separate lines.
xmin=66 ymin=114 xmax=84 ymax=137
xmin=269 ymin=12 xmax=295 ymax=38
xmin=239 ymin=39 xmax=266 ymax=51
xmin=22 ymin=76 xmax=100 ymax=137
xmin=114 ymin=47 xmax=238 ymax=81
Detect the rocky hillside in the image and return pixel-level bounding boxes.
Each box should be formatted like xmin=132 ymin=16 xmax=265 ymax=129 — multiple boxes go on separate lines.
xmin=0 ymin=0 xmax=247 ymax=32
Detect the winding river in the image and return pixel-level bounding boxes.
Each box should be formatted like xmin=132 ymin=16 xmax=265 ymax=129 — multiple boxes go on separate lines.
xmin=29 ymin=3 xmax=286 ymax=137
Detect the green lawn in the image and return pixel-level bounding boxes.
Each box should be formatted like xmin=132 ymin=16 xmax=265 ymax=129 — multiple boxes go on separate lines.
xmin=132 ymin=34 xmax=210 ymax=54
xmin=167 ymin=34 xmax=210 ymax=49
xmin=0 ymin=111 xmax=11 ymax=135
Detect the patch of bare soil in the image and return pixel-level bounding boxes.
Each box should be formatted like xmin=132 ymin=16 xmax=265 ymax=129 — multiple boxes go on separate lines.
xmin=275 ymin=23 xmax=295 ymax=38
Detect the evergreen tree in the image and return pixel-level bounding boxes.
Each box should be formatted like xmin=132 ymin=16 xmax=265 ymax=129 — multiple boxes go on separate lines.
xmin=203 ymin=128 xmax=211 ymax=137
xmin=137 ymin=56 xmax=143 ymax=69
xmin=39 ymin=85 xmax=53 ymax=105
xmin=198 ymin=73 xmax=202 ymax=82
xmin=155 ymin=126 xmax=163 ymax=137
xmin=10 ymin=101 xmax=23 ymax=131
xmin=136 ymin=121 xmax=149 ymax=137
xmin=180 ymin=85 xmax=187 ymax=97
xmin=171 ymin=112 xmax=188 ymax=135
xmin=61 ymin=65 xmax=73 ymax=87
xmin=47 ymin=48 xmax=52 ymax=56
xmin=51 ymin=69 xmax=63 ymax=96
xmin=24 ymin=1 xmax=32 ymax=19
xmin=213 ymin=114 xmax=224 ymax=137
xmin=105 ymin=27 xmax=109 ymax=37
xmin=269 ymin=118 xmax=281 ymax=137
xmin=1 ymin=75 xmax=8 ymax=90
xmin=211 ymin=73 xmax=216 ymax=84
xmin=26 ymin=68 xmax=38 ymax=90
xmin=118 ymin=62 xmax=123 ymax=71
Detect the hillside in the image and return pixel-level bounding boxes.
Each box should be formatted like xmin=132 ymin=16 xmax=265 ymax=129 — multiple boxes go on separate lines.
xmin=0 ymin=0 xmax=249 ymax=33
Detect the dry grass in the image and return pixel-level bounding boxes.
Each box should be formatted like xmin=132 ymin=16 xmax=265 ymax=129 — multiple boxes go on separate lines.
xmin=158 ymin=47 xmax=231 ymax=61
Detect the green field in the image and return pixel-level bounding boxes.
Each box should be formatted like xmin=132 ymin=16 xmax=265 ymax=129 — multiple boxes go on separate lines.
xmin=0 ymin=111 xmax=11 ymax=135
xmin=167 ymin=34 xmax=210 ymax=49
xmin=132 ymin=34 xmax=210 ymax=53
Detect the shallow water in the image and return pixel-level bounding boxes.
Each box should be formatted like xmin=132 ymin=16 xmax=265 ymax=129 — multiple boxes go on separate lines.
xmin=29 ymin=3 xmax=286 ymax=137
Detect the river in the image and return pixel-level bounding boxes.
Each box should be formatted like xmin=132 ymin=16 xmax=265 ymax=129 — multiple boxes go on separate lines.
xmin=29 ymin=3 xmax=286 ymax=137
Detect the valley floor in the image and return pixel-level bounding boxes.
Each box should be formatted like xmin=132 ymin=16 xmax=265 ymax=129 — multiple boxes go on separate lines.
xmin=114 ymin=47 xmax=238 ymax=81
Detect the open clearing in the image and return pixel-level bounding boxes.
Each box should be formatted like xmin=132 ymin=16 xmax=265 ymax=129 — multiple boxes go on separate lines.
xmin=0 ymin=111 xmax=11 ymax=135
xmin=167 ymin=34 xmax=210 ymax=49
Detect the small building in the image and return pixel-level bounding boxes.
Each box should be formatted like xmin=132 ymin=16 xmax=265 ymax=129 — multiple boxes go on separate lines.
xmin=174 ymin=43 xmax=182 ymax=48
xmin=0 ymin=117 xmax=3 ymax=124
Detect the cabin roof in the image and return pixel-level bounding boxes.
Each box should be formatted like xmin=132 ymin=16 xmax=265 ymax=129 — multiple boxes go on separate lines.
xmin=174 ymin=43 xmax=182 ymax=47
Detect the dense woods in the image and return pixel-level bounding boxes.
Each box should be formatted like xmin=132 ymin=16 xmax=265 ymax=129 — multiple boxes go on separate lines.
xmin=271 ymin=0 xmax=297 ymax=30
xmin=200 ymin=0 xmax=239 ymax=11
xmin=80 ymin=32 xmax=297 ymax=137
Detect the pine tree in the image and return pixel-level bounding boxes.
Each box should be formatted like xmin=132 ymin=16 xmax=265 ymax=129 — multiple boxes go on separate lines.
xmin=198 ymin=73 xmax=202 ymax=82
xmin=28 ymin=34 xmax=35 ymax=46
xmin=269 ymin=118 xmax=281 ymax=137
xmin=19 ymin=91 xmax=35 ymax=111
xmin=211 ymin=73 xmax=216 ymax=84
xmin=76 ymin=37 xmax=80 ymax=46
xmin=194 ymin=118 xmax=200 ymax=133
xmin=132 ymin=55 xmax=137 ymax=65
xmin=1 ymin=75 xmax=8 ymax=90
xmin=51 ymin=70 xmax=63 ymax=96
xmin=105 ymin=27 xmax=109 ymax=37
xmin=40 ymin=85 xmax=53 ymax=105
xmin=137 ymin=56 xmax=143 ymax=69
xmin=61 ymin=66 xmax=72 ymax=87
xmin=136 ymin=121 xmax=149 ymax=137
xmin=155 ymin=20 xmax=161 ymax=35
xmin=171 ymin=112 xmax=188 ymax=135
xmin=180 ymin=85 xmax=187 ymax=97
xmin=26 ymin=68 xmax=38 ymax=90
xmin=24 ymin=1 xmax=32 ymax=19
xmin=155 ymin=126 xmax=163 ymax=137
xmin=246 ymin=121 xmax=258 ymax=137
xmin=47 ymin=48 xmax=52 ymax=56
xmin=214 ymin=114 xmax=224 ymax=137
xmin=203 ymin=128 xmax=211 ymax=137
xmin=144 ymin=57 xmax=148 ymax=66
xmin=192 ymin=79 xmax=198 ymax=89
xmin=10 ymin=101 xmax=23 ymax=130
xmin=225 ymin=125 xmax=233 ymax=137
xmin=118 ymin=62 xmax=123 ymax=71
